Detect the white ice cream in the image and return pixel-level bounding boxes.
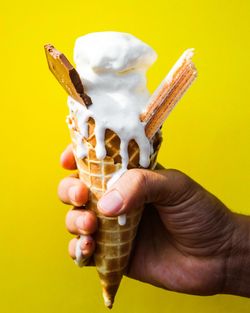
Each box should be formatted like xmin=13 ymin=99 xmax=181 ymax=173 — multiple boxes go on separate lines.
xmin=67 ymin=32 xmax=156 ymax=239
xmin=68 ymin=31 xmax=157 ymax=168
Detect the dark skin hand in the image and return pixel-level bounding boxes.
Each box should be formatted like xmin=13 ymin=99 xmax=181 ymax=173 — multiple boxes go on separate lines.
xmin=58 ymin=145 xmax=250 ymax=297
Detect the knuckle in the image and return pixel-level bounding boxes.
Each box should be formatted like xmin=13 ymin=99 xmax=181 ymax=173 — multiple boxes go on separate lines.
xmin=80 ymin=211 xmax=97 ymax=234
xmin=86 ymin=211 xmax=98 ymax=230
xmin=126 ymin=168 xmax=149 ymax=202
xmin=167 ymin=169 xmax=193 ymax=190
xmin=128 ymin=168 xmax=147 ymax=189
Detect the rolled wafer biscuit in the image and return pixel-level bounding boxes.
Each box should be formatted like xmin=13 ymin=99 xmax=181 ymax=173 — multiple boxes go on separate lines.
xmin=44 ymin=44 xmax=92 ymax=106
xmin=141 ymin=49 xmax=197 ymax=139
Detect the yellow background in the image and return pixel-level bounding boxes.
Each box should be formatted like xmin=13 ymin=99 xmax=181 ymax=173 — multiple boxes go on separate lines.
xmin=1 ymin=0 xmax=250 ymax=312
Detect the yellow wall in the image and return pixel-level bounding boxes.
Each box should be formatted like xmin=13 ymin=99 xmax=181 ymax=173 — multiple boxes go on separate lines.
xmin=1 ymin=0 xmax=250 ymax=312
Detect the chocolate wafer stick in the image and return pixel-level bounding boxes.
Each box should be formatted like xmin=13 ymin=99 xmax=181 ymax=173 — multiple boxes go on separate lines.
xmin=141 ymin=49 xmax=197 ymax=139
xmin=44 ymin=44 xmax=92 ymax=106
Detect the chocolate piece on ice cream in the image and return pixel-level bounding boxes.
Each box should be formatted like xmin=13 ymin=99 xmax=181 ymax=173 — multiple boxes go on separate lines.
xmin=44 ymin=44 xmax=92 ymax=106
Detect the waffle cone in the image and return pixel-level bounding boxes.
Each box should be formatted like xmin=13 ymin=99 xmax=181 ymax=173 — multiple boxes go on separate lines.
xmin=69 ymin=116 xmax=162 ymax=308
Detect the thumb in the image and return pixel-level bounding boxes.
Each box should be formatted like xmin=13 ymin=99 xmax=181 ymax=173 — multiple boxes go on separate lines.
xmin=97 ymin=168 xmax=198 ymax=217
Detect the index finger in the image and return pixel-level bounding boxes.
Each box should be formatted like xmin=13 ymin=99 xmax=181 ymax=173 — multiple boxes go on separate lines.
xmin=60 ymin=144 xmax=77 ymax=170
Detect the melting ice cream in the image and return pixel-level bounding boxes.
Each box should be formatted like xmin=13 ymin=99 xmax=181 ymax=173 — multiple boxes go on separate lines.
xmin=67 ymin=32 xmax=157 ymax=175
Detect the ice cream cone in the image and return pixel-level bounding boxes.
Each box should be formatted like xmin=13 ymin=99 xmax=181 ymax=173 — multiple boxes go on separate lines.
xmin=68 ymin=116 xmax=162 ymax=308
xmin=44 ymin=38 xmax=197 ymax=309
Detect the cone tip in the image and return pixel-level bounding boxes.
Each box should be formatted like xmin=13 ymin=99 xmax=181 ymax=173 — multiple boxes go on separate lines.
xmin=103 ymin=292 xmax=113 ymax=309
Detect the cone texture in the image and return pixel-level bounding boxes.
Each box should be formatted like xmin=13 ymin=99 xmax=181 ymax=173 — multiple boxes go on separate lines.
xmin=69 ymin=116 xmax=162 ymax=308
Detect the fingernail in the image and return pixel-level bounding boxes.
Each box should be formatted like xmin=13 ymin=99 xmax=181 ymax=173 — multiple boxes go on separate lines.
xmin=81 ymin=239 xmax=93 ymax=256
xmin=98 ymin=190 xmax=124 ymax=214
xmin=80 ymin=237 xmax=92 ymax=252
xmin=69 ymin=186 xmax=81 ymax=206
xmin=75 ymin=215 xmax=85 ymax=230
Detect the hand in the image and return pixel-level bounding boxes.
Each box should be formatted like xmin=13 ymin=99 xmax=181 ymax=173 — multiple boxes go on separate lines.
xmin=58 ymin=145 xmax=250 ymax=297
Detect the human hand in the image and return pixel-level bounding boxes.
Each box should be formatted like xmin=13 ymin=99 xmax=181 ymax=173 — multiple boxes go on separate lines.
xmin=58 ymin=145 xmax=250 ymax=297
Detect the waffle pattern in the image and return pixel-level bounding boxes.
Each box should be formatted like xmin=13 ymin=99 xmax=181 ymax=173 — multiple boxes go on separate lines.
xmin=69 ymin=116 xmax=162 ymax=308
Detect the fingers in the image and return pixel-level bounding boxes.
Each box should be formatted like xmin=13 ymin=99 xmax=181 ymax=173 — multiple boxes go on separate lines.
xmin=67 ymin=209 xmax=97 ymax=266
xmin=59 ymin=145 xmax=88 ymax=206
xmin=97 ymin=168 xmax=199 ymax=217
xmin=58 ymin=176 xmax=88 ymax=206
xmin=60 ymin=144 xmax=77 ymax=170
xmin=65 ymin=209 xmax=97 ymax=235
xmin=68 ymin=236 xmax=95 ymax=260
xmin=60 ymin=145 xmax=96 ymax=266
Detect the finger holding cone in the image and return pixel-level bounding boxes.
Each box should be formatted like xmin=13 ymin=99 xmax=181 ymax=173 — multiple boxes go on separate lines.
xmin=44 ymin=43 xmax=197 ymax=309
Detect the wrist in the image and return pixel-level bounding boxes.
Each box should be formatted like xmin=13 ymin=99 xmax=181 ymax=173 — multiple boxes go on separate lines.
xmin=223 ymin=213 xmax=250 ymax=297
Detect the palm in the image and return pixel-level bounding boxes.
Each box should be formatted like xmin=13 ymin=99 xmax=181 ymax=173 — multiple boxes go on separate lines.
xmin=127 ymin=190 xmax=234 ymax=295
